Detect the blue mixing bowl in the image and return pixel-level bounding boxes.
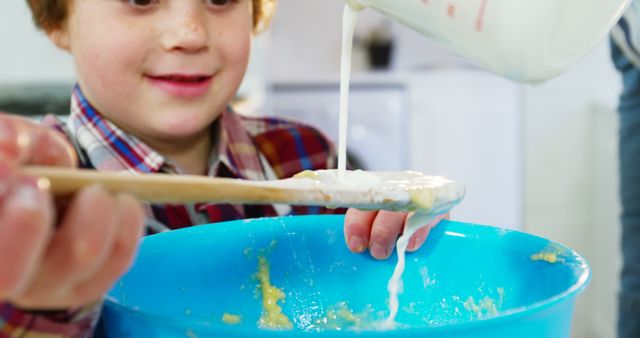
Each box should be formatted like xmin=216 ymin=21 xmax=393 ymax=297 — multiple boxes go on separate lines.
xmin=101 ymin=215 xmax=590 ymax=337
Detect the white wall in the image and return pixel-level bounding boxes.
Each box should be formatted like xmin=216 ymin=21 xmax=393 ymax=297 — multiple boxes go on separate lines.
xmin=523 ymin=41 xmax=622 ymax=338
xmin=406 ymin=69 xmax=523 ymax=229
xmin=0 ymin=1 xmax=74 ymax=83
xmin=266 ymin=0 xmax=467 ymax=81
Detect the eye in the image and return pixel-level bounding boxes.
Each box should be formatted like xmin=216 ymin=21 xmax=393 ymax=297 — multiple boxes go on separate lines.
xmin=127 ymin=0 xmax=159 ymax=7
xmin=205 ymin=0 xmax=234 ymax=7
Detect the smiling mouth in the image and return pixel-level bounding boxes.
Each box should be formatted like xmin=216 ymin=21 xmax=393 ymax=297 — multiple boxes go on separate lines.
xmin=147 ymin=74 xmax=214 ymax=97
xmin=149 ymin=75 xmax=212 ymax=83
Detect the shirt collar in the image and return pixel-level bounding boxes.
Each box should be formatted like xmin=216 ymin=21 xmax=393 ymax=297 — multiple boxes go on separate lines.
xmin=214 ymin=109 xmax=267 ymax=181
xmin=67 ymin=85 xmax=267 ymax=180
xmin=67 ymin=85 xmax=166 ymax=173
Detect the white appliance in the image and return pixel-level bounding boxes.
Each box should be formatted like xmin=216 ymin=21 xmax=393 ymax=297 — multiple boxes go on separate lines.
xmin=266 ymin=69 xmax=523 ymax=229
xmin=268 ymin=79 xmax=409 ymax=171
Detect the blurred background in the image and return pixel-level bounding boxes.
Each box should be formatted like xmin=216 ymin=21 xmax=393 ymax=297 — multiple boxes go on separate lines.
xmin=0 ymin=1 xmax=622 ymax=337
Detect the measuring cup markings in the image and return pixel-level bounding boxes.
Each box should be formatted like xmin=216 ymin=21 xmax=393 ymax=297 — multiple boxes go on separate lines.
xmin=415 ymin=0 xmax=489 ymax=32
xmin=356 ymin=0 xmax=630 ymax=80
xmin=447 ymin=3 xmax=456 ymax=19
xmin=476 ymin=0 xmax=488 ymax=32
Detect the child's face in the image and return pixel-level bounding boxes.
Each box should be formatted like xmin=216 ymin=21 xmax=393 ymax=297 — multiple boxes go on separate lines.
xmin=52 ymin=0 xmax=252 ymax=143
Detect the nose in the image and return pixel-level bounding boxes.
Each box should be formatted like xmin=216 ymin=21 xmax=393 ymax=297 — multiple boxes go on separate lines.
xmin=161 ymin=6 xmax=209 ymax=53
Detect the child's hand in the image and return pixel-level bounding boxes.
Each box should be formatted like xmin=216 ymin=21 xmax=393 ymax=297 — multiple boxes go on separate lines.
xmin=344 ymin=209 xmax=448 ymax=260
xmin=0 ymin=114 xmax=145 ymax=310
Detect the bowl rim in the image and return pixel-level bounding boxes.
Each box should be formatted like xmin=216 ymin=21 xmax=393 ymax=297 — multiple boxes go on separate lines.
xmin=104 ymin=214 xmax=591 ymax=335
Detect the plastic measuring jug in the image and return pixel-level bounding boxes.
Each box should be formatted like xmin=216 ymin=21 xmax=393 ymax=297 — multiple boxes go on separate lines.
xmin=346 ymin=0 xmax=631 ymax=82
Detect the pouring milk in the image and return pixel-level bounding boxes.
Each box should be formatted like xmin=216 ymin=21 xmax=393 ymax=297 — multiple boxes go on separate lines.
xmin=338 ymin=4 xmax=457 ymax=329
xmin=337 ymin=0 xmax=630 ymax=329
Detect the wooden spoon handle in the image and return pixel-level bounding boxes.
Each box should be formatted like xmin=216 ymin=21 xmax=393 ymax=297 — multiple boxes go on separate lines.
xmin=22 ymin=166 xmax=328 ymax=205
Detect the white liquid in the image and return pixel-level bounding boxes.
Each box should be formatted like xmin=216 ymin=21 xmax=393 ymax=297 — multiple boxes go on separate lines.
xmin=293 ymin=169 xmax=463 ymax=327
xmin=382 ymin=212 xmax=435 ymax=328
xmin=292 ymin=169 xmax=464 ymax=211
xmin=339 ymin=3 xmax=445 ymax=329
xmin=337 ymin=4 xmax=360 ymax=177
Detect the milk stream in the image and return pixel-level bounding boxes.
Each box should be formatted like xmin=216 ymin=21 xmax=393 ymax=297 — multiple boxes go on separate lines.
xmin=339 ymin=3 xmax=432 ymax=328
xmin=382 ymin=213 xmax=435 ymax=328
xmin=337 ymin=4 xmax=359 ymax=177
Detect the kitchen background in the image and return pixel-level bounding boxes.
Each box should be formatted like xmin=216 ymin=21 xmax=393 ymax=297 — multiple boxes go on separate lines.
xmin=0 ymin=1 xmax=621 ymax=337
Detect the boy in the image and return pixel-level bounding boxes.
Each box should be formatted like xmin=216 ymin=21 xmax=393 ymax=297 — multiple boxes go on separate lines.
xmin=0 ymin=0 xmax=444 ymax=336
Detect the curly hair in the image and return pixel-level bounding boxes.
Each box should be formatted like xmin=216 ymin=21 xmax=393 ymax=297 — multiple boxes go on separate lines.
xmin=26 ymin=0 xmax=275 ymax=33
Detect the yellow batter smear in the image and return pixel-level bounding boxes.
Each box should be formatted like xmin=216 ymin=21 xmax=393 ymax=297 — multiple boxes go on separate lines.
xmin=309 ymin=302 xmax=379 ymax=331
xmin=530 ymin=246 xmax=564 ymax=264
xmin=256 ymin=256 xmax=293 ymax=329
xmin=222 ymin=313 xmax=242 ymax=325
xmin=462 ymin=287 xmax=504 ymax=319
xmin=530 ymin=252 xmax=558 ymax=263
xmin=293 ymin=170 xmax=319 ymax=179
xmin=408 ymin=189 xmax=435 ymax=210
xmin=463 ymin=296 xmax=498 ymax=318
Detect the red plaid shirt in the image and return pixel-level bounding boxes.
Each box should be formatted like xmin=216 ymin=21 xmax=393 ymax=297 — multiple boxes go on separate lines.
xmin=0 ymin=86 xmax=342 ymax=337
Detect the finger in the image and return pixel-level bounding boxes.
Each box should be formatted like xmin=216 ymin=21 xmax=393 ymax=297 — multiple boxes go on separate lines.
xmin=369 ymin=211 xmax=408 ymax=260
xmin=28 ymin=185 xmax=118 ymax=296
xmin=73 ymin=194 xmax=145 ymax=304
xmin=0 ymin=114 xmax=27 ymax=163
xmin=407 ymin=213 xmax=449 ymax=252
xmin=406 ymin=225 xmax=431 ymax=252
xmin=28 ymin=124 xmax=77 ymax=167
xmin=344 ymin=209 xmax=377 ymax=253
xmin=0 ymin=114 xmax=76 ymax=167
xmin=0 ymin=175 xmax=54 ymax=299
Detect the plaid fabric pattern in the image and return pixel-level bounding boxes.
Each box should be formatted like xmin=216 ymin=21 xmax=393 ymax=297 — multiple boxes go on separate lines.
xmin=67 ymin=86 xmax=165 ymax=173
xmin=253 ymin=123 xmax=330 ymax=176
xmin=0 ymin=303 xmax=100 ymax=338
xmin=1 ymin=85 xmax=342 ymax=337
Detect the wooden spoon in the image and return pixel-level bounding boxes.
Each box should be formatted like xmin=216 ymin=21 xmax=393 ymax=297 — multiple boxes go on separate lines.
xmin=23 ymin=166 xmax=465 ymax=212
